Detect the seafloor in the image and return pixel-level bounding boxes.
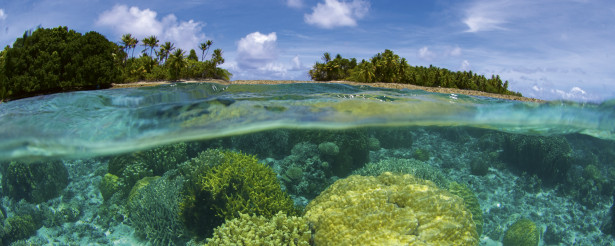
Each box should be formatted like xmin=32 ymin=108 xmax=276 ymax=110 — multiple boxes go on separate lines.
xmin=1 ymin=126 xmax=613 ymax=245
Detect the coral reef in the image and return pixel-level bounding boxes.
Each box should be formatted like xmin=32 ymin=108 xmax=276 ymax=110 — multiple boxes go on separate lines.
xmin=206 ymin=211 xmax=311 ymax=246
xmin=106 ymin=142 xmax=188 ymax=198
xmin=352 ymin=158 xmax=450 ymax=188
xmin=368 ymin=127 xmax=413 ymax=149
xmin=1 ymin=160 xmax=69 ymax=203
xmin=449 ymin=182 xmax=484 ymax=236
xmin=128 ymin=172 xmax=188 ymax=245
xmin=304 ymin=172 xmax=478 ymax=245
xmin=289 ymin=129 xmax=371 ymax=177
xmin=180 ymin=149 xmax=296 ymax=239
xmin=502 ymin=218 xmax=540 ymax=246
xmin=277 ymin=142 xmax=335 ymax=199
xmin=501 ymin=135 xmax=571 ymax=184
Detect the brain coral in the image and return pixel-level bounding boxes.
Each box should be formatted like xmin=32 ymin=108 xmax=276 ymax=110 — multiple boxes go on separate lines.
xmin=304 ymin=172 xmax=478 ymax=246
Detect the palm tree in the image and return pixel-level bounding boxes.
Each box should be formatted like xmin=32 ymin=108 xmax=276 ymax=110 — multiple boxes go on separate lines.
xmin=158 ymin=41 xmax=175 ymax=65
xmin=141 ymin=35 xmax=159 ymax=57
xmin=199 ymin=40 xmax=213 ymax=61
xmin=211 ymin=48 xmax=224 ymax=66
xmin=322 ymin=52 xmax=331 ymax=63
xmin=120 ymin=34 xmax=132 ymax=54
xmin=129 ymin=36 xmax=138 ymax=58
xmin=168 ymin=49 xmax=186 ymax=80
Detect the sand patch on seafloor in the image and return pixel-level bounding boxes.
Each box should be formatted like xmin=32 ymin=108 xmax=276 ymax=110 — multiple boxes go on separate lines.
xmin=111 ymin=79 xmax=543 ymax=103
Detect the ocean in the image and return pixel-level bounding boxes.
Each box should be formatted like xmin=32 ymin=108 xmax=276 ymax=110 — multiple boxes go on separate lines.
xmin=0 ymin=82 xmax=613 ymax=245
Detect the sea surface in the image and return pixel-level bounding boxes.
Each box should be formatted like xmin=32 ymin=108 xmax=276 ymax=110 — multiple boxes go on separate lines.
xmin=0 ymin=82 xmax=614 ymax=245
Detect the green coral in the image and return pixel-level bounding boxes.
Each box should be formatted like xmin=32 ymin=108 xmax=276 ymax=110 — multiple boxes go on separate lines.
xmin=412 ymin=148 xmax=430 ymax=161
xmin=503 ymin=218 xmax=540 ymax=246
xmin=180 ymin=149 xmax=297 ymax=239
xmin=449 ymin=182 xmax=484 ymax=236
xmin=1 ymin=160 xmax=69 ymax=203
xmin=206 ymin=212 xmax=311 ymax=246
xmin=128 ymin=172 xmax=188 ymax=246
xmin=502 ymin=134 xmax=571 ymax=184
xmin=106 ymin=142 xmax=188 ymax=198
xmin=2 ymin=215 xmax=38 ymax=243
xmin=99 ymin=173 xmax=121 ymax=201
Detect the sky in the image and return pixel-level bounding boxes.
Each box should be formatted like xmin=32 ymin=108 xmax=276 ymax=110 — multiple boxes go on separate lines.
xmin=1 ymin=0 xmax=614 ymax=101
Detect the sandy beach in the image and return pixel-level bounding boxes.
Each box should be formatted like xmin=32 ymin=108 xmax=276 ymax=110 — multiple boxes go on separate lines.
xmin=111 ymin=79 xmax=544 ymax=102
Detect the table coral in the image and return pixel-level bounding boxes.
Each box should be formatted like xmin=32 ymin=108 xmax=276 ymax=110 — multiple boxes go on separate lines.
xmin=304 ymin=172 xmax=478 ymax=245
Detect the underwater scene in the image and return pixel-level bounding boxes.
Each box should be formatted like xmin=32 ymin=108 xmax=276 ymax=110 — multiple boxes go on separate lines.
xmin=0 ymin=82 xmax=615 ymax=245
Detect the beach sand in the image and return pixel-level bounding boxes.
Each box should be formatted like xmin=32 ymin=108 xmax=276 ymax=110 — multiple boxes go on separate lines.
xmin=111 ymin=79 xmax=543 ymax=102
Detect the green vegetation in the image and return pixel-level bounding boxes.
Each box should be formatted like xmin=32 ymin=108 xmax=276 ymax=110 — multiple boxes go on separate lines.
xmin=0 ymin=26 xmax=231 ymax=101
xmin=309 ymin=49 xmax=522 ymax=96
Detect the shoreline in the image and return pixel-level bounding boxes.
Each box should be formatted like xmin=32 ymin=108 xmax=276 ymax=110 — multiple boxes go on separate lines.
xmin=111 ymin=79 xmax=543 ymax=103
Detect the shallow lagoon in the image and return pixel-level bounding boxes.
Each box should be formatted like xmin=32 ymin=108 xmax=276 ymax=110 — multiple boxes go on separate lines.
xmin=0 ymin=83 xmax=614 ymax=245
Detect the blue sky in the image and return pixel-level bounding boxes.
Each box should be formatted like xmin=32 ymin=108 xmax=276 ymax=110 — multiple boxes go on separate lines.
xmin=1 ymin=0 xmax=614 ymax=101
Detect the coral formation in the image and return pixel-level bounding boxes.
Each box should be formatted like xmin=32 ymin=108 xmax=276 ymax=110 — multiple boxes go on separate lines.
xmin=206 ymin=212 xmax=311 ymax=246
xmin=412 ymin=148 xmax=430 ymax=162
xmin=2 ymin=215 xmax=39 ymax=244
xmin=352 ymin=158 xmax=450 ymax=188
xmin=449 ymin=182 xmax=484 ymax=236
xmin=128 ymin=172 xmax=188 ymax=245
xmin=277 ymin=142 xmax=335 ymax=199
xmin=180 ymin=149 xmax=296 ymax=238
xmin=98 ymin=173 xmax=121 ymax=201
xmin=502 ymin=218 xmax=540 ymax=246
xmin=318 ymin=142 xmax=339 ymax=156
xmin=290 ymin=129 xmax=370 ymax=177
xmin=1 ymin=160 xmax=69 ymax=203
xmin=304 ymin=172 xmax=478 ymax=245
xmin=106 ymin=142 xmax=188 ymax=198
xmin=501 ymin=135 xmax=571 ymax=184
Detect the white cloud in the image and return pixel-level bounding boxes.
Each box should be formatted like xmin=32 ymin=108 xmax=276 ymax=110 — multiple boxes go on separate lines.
xmin=96 ymin=5 xmax=206 ymax=51
xmin=304 ymin=0 xmax=370 ymax=29
xmin=287 ymin=0 xmax=304 ymax=8
xmin=0 ymin=9 xmax=6 ymax=21
xmin=236 ymin=32 xmax=279 ymax=69
xmin=418 ymin=46 xmax=435 ymax=61
xmin=462 ymin=0 xmax=512 ymax=32
xmin=460 ymin=60 xmax=471 ymax=71
xmin=291 ymin=55 xmax=302 ymax=70
xmin=450 ymin=46 xmax=462 ymax=56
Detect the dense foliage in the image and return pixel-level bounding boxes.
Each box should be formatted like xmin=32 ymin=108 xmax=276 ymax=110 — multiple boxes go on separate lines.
xmin=309 ymin=49 xmax=522 ymax=96
xmin=0 ymin=26 xmax=231 ymax=101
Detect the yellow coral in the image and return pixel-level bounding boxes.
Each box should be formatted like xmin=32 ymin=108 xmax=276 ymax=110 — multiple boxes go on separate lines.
xmin=206 ymin=211 xmax=311 ymax=246
xmin=304 ymin=172 xmax=478 ymax=246
xmin=128 ymin=176 xmax=160 ymax=204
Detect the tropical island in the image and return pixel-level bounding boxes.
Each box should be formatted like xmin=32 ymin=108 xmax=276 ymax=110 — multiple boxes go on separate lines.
xmin=0 ymin=26 xmax=530 ymax=102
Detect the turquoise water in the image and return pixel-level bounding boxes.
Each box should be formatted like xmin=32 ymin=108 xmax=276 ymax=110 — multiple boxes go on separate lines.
xmin=0 ymin=82 xmax=614 ymax=245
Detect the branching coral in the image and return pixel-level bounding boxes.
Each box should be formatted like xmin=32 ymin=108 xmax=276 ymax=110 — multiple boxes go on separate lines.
xmin=128 ymin=172 xmax=188 ymax=246
xmin=206 ymin=211 xmax=311 ymax=246
xmin=304 ymin=172 xmax=478 ymax=245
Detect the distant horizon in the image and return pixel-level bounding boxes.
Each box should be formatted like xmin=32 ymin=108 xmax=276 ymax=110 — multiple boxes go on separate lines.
xmin=1 ymin=0 xmax=614 ymax=102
